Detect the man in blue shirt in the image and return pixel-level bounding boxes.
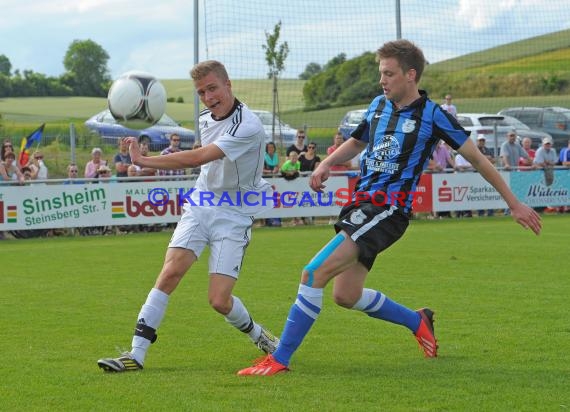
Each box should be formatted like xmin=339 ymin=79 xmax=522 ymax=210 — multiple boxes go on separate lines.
xmin=559 ymin=139 xmax=570 ymax=166
xmin=238 ymin=39 xmax=542 ymax=376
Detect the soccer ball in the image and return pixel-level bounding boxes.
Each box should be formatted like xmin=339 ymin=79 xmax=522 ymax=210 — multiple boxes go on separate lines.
xmin=107 ymin=71 xmax=167 ymax=129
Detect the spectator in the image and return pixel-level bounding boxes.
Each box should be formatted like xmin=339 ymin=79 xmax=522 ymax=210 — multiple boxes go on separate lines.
xmin=500 ymin=131 xmax=528 ymax=170
xmin=262 ymin=141 xmax=282 ymax=227
xmin=534 ymin=137 xmax=559 ymax=212
xmin=96 ymin=164 xmax=114 ymax=181
xmin=85 ymin=147 xmax=107 ymax=179
xmin=533 ymin=137 xmax=557 ymax=170
xmin=299 ymin=142 xmax=321 ymax=173
xmin=113 ymin=140 xmax=132 ymax=177
xmin=21 ymin=166 xmax=33 ymax=181
xmin=454 ymin=154 xmax=473 ymax=217
xmin=64 ymin=163 xmax=83 ymax=184
xmin=476 ymin=135 xmax=494 ymax=163
xmin=263 ymin=142 xmax=280 ymax=176
xmin=441 ymin=94 xmax=457 ymax=118
xmin=519 ymin=137 xmax=535 ymax=168
xmin=474 ymin=139 xmax=495 ymax=217
xmin=29 ymin=151 xmax=48 ymax=180
xmin=299 ymin=142 xmax=322 ymax=225
xmin=135 ymin=141 xmax=157 ymax=177
xmin=280 ymin=151 xmax=301 ymax=180
xmin=127 ymin=164 xmax=139 ymax=177
xmin=1 ymin=139 xmax=14 ymax=161
xmin=431 ymin=140 xmax=455 ymax=171
xmin=327 ymin=132 xmax=351 ymax=172
xmin=431 ymin=141 xmax=455 ymax=218
xmin=287 ymin=129 xmax=307 ymax=156
xmin=559 ymin=139 xmax=570 ymax=166
xmin=0 ymin=160 xmax=9 ymax=180
xmin=2 ymin=152 xmax=24 ymax=184
xmin=159 ymin=134 xmax=185 ymax=177
xmin=558 ymin=139 xmax=570 ymax=212
xmin=454 ymin=153 xmax=473 ymax=172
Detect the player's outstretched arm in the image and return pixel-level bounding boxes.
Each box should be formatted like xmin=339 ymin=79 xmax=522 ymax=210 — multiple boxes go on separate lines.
xmin=124 ymin=137 xmax=224 ymax=170
xmin=458 ymin=139 xmax=542 ymax=235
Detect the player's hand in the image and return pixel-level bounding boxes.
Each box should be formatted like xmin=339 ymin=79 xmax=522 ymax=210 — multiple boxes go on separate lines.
xmin=510 ymin=202 xmax=542 ymax=235
xmin=310 ymin=164 xmax=330 ymax=192
xmin=123 ymin=137 xmax=141 ymax=164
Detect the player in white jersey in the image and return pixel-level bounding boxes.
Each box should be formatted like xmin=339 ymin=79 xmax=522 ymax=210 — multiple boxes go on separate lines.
xmin=97 ymin=60 xmax=279 ymax=373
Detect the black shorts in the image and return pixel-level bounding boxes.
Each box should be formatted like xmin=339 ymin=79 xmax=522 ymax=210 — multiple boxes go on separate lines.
xmin=334 ymin=202 xmax=410 ymax=271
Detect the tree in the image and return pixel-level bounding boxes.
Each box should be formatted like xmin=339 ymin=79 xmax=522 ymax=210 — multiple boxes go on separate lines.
xmin=62 ymin=39 xmax=111 ymax=97
xmin=299 ymin=62 xmax=322 ymax=80
xmin=324 ymin=53 xmax=347 ymax=70
xmin=262 ymin=21 xmax=289 ymax=144
xmin=302 ymin=51 xmax=378 ymax=109
xmin=0 ymin=54 xmax=12 ymax=76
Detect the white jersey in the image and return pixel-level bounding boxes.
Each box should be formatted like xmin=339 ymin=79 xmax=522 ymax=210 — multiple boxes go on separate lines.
xmin=190 ymin=101 xmax=273 ymax=216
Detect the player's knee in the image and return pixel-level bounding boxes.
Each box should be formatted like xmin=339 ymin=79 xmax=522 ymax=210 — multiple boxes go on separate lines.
xmin=332 ymin=291 xmax=357 ymax=309
xmin=301 ymin=269 xmax=310 ymax=285
xmin=209 ymin=295 xmax=232 ymax=315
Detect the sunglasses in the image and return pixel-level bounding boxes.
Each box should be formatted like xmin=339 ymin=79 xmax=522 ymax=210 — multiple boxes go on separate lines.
xmin=297 ymin=136 xmax=305 ymax=139
xmin=35 ymin=156 xmax=43 ymax=159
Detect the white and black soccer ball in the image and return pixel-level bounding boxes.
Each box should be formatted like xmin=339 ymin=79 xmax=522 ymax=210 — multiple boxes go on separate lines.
xmin=108 ymin=71 xmax=167 ymax=129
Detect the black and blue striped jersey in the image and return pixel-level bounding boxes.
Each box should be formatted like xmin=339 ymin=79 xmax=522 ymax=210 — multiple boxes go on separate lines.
xmin=351 ymin=91 xmax=469 ymax=213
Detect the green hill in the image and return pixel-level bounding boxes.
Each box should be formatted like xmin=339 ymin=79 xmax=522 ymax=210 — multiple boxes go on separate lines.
xmin=1 ymin=29 xmax=570 ymax=133
xmin=422 ymin=29 xmax=570 ymax=99
xmin=428 ymin=28 xmax=570 ymax=73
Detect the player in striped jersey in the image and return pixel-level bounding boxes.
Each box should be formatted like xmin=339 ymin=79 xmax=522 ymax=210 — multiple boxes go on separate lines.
xmin=238 ymin=40 xmax=542 ymax=376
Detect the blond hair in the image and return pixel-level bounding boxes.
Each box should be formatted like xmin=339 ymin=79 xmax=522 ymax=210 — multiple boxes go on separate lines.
xmin=190 ymin=60 xmax=229 ymax=82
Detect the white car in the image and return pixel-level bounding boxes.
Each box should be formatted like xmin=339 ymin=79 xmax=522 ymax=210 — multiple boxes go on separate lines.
xmin=456 ymin=113 xmax=551 ymax=155
xmin=251 ymin=110 xmax=297 ymax=145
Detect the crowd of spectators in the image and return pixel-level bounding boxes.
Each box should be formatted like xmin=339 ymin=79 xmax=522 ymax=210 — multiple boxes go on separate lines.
xmin=2 ymin=113 xmax=569 ymax=238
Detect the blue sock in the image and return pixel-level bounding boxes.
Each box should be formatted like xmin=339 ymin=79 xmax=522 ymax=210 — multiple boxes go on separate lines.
xmin=273 ymin=285 xmax=323 ymax=366
xmin=354 ymin=288 xmax=420 ymax=332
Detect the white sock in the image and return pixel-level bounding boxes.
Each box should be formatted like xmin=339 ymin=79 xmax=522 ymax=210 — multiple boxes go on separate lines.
xmin=225 ymin=296 xmax=262 ymax=342
xmin=351 ymin=288 xmax=383 ymax=311
xmin=131 ymin=288 xmax=169 ymax=365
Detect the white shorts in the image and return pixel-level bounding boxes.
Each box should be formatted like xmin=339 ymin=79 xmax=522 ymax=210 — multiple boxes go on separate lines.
xmin=169 ymin=206 xmax=253 ymax=278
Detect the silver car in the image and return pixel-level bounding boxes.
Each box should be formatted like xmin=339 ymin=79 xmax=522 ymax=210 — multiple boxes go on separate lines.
xmin=456 ymin=113 xmax=552 ymax=155
xmin=85 ymin=109 xmax=195 ymax=151
xmin=251 ymin=110 xmax=297 ymax=145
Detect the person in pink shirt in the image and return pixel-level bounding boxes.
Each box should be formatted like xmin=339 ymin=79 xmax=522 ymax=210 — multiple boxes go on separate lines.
xmin=327 ymin=132 xmax=351 ymax=172
xmin=84 ymin=147 xmax=107 ymax=178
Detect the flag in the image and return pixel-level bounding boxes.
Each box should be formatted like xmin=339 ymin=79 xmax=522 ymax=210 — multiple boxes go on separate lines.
xmin=18 ymin=123 xmax=45 ymax=167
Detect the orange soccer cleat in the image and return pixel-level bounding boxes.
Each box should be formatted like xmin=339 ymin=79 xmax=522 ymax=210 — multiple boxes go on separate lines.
xmin=237 ymin=355 xmax=289 ymax=376
xmin=414 ymin=308 xmax=438 ymax=358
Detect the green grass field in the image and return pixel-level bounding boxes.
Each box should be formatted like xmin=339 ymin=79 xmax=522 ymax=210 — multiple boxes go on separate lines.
xmin=1 ymin=216 xmax=569 ymax=411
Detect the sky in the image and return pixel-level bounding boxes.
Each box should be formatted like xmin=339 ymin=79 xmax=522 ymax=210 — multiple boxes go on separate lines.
xmin=1 ymin=0 xmax=569 ymax=80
